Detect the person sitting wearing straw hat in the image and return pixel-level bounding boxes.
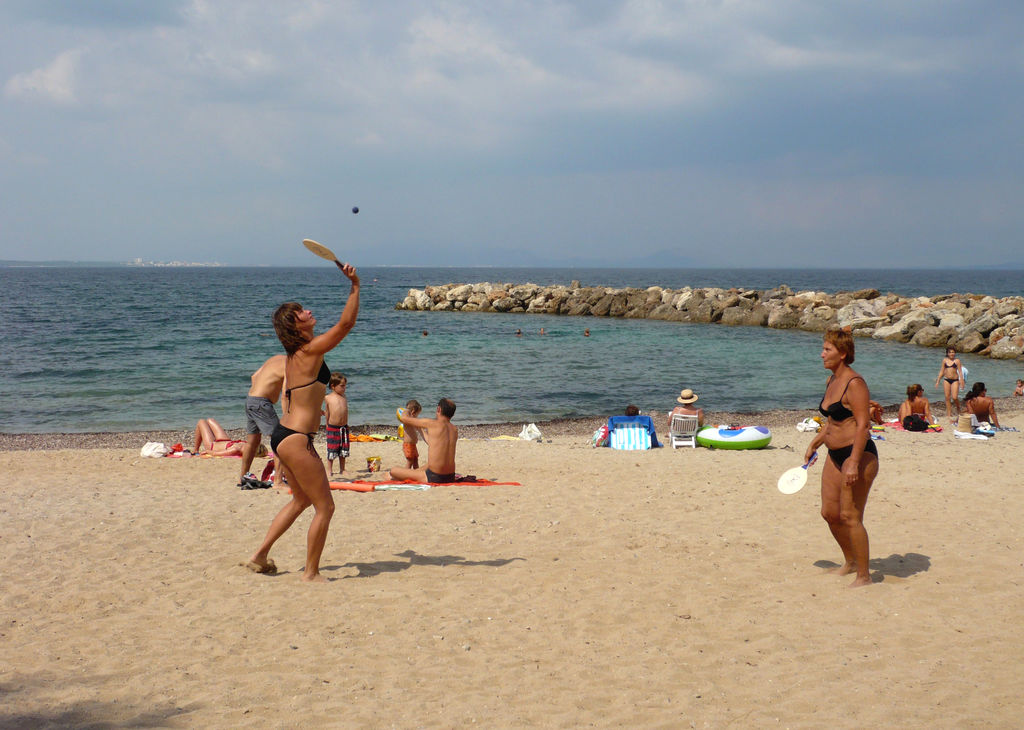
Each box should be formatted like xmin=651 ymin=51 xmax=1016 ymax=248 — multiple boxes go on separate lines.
xmin=667 ymin=388 xmax=704 ymax=430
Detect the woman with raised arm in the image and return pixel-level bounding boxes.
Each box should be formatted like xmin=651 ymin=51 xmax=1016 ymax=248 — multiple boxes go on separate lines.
xmin=804 ymin=327 xmax=879 ymax=588
xmin=244 ymin=262 xmax=360 ymax=582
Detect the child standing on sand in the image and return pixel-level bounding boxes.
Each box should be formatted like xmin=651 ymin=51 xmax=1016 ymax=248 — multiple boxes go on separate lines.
xmin=323 ymin=373 xmax=349 ymax=477
xmin=401 ymin=400 xmax=424 ymax=469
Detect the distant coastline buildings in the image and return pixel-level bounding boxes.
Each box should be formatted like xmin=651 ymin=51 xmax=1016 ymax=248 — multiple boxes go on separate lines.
xmin=126 ymin=258 xmax=222 ymax=267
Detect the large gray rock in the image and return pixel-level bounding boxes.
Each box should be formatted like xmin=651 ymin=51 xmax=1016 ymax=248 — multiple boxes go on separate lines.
xmin=526 ymin=294 xmax=549 ymax=313
xmin=798 ymin=306 xmax=836 ymax=331
xmin=881 ymin=309 xmax=936 ymax=340
xmin=871 ymin=324 xmax=912 ymax=342
xmin=591 ymin=294 xmax=615 ymax=317
xmin=648 ymin=303 xmax=676 ymax=320
xmin=509 ymin=284 xmax=540 ymax=301
xmin=837 ymin=299 xmax=883 ymax=326
xmin=608 ymin=293 xmax=631 ymax=318
xmin=995 ymin=298 xmax=1024 ymax=317
xmin=414 ymin=290 xmax=433 ymax=310
xmin=989 ymin=335 xmax=1024 ymax=360
xmin=935 ymin=311 xmax=966 ymax=330
xmin=953 ymin=330 xmax=987 ymax=353
xmin=721 ymin=305 xmax=769 ymax=327
xmin=691 ymin=299 xmax=722 ymax=323
xmin=960 ymin=309 xmax=1000 ymax=336
xmin=767 ymin=305 xmax=801 ymax=329
xmin=911 ymin=325 xmax=954 ymax=348
xmin=446 ymin=284 xmax=473 ymax=302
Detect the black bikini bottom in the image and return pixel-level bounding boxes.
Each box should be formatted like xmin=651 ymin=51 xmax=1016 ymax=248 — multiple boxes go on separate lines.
xmin=827 ymin=438 xmax=878 ymax=470
xmin=271 ymin=423 xmax=316 ymax=453
xmin=425 ymin=468 xmax=456 ymax=484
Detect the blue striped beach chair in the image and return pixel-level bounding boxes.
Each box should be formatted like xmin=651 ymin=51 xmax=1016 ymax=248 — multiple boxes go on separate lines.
xmin=607 ymin=415 xmax=661 ymax=450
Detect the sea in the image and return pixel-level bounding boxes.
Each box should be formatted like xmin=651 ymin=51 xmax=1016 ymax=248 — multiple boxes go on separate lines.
xmin=2 ymin=266 xmax=1022 ymax=434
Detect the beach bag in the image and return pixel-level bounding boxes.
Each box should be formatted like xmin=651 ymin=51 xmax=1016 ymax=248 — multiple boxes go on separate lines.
xmin=902 ymin=414 xmax=929 ymax=432
xmin=140 ymin=441 xmax=170 ymax=457
xmin=591 ymin=424 xmax=610 ymax=447
xmin=518 ymin=423 xmax=543 ymax=441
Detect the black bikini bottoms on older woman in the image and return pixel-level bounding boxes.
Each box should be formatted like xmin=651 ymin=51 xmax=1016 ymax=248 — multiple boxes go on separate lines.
xmin=827 ymin=438 xmax=878 ymax=470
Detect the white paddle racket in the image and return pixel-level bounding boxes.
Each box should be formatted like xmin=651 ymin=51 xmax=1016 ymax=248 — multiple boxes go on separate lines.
xmin=777 ymin=452 xmax=818 ymax=494
xmin=302 ymin=238 xmax=345 ymax=270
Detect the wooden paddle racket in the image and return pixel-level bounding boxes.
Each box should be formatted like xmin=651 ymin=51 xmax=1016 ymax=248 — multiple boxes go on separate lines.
xmin=302 ymin=238 xmax=345 ymax=270
xmin=777 ymin=452 xmax=818 ymax=494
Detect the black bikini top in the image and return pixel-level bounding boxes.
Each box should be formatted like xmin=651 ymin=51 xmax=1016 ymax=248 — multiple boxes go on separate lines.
xmin=284 ymin=360 xmax=331 ymax=411
xmin=818 ymin=376 xmax=864 ymax=423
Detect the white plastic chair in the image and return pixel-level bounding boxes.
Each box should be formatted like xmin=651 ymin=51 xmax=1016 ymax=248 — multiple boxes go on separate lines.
xmin=668 ymin=414 xmax=699 ymax=449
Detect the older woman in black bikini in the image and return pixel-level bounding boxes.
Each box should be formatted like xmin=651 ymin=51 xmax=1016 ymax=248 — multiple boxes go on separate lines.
xmin=804 ymin=327 xmax=878 ymax=588
xmin=245 ymin=262 xmax=360 ymax=582
xmin=934 ymin=346 xmax=964 ymax=423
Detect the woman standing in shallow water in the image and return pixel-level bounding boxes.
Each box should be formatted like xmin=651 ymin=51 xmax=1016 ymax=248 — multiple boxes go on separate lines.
xmin=804 ymin=327 xmax=879 ymax=588
xmin=934 ymin=346 xmax=964 ymax=423
xmin=245 ymin=262 xmax=360 ymax=582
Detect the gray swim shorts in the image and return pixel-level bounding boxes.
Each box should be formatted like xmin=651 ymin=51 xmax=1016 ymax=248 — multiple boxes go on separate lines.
xmin=245 ymin=396 xmax=280 ymax=436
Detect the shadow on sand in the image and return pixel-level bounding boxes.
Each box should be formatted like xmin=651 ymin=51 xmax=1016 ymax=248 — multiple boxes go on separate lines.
xmin=814 ymin=552 xmax=931 ymax=582
xmin=0 ymin=674 xmax=198 ymax=730
xmin=329 ymin=549 xmax=525 ymax=578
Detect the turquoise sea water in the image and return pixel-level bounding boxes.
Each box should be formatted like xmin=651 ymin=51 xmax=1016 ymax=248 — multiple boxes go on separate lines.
xmin=1 ymin=266 xmax=1022 ymax=433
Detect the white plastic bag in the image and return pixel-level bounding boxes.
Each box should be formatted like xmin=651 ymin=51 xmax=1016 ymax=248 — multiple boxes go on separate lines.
xmin=140 ymin=441 xmax=170 ymax=458
xmin=518 ymin=423 xmax=542 ymax=441
xmin=795 ymin=417 xmax=821 ymax=433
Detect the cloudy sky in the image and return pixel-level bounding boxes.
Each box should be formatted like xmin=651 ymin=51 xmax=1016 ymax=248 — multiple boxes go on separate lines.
xmin=1 ymin=1 xmax=1021 ymax=267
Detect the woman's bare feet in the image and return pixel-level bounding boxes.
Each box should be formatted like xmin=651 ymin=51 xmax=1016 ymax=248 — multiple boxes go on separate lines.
xmin=242 ymin=556 xmax=277 ymax=574
xmin=827 ymin=562 xmax=855 ymax=576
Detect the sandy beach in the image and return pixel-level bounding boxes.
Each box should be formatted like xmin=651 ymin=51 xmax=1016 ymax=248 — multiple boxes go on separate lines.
xmin=2 ymin=401 xmax=1023 ymax=728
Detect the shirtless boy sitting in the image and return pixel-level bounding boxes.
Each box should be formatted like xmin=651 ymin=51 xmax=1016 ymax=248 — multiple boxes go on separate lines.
xmin=389 ymin=398 xmax=459 ymax=484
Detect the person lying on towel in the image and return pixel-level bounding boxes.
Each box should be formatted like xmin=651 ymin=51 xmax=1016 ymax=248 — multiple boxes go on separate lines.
xmin=389 ymin=398 xmax=459 ymax=483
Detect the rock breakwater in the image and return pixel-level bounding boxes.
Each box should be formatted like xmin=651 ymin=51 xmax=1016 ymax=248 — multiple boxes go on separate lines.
xmin=397 ymin=281 xmax=1024 ymax=360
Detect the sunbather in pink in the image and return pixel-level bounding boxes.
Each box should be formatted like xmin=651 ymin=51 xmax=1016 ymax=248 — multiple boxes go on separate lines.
xmin=194 ymin=418 xmax=250 ymax=456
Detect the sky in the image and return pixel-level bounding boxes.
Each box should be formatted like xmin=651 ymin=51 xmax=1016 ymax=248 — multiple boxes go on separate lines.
xmin=1 ymin=0 xmax=1022 ymax=268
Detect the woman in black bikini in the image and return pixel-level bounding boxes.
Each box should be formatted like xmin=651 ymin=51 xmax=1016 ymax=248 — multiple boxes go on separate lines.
xmin=245 ymin=262 xmax=360 ymax=582
xmin=934 ymin=346 xmax=963 ymax=423
xmin=804 ymin=327 xmax=878 ymax=588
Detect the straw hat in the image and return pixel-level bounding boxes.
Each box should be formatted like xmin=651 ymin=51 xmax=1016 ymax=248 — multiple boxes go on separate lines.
xmin=677 ymin=388 xmax=699 ymax=404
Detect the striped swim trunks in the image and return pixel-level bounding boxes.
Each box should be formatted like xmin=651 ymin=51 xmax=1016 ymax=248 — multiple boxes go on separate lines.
xmin=326 ymin=424 xmax=350 ymax=459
